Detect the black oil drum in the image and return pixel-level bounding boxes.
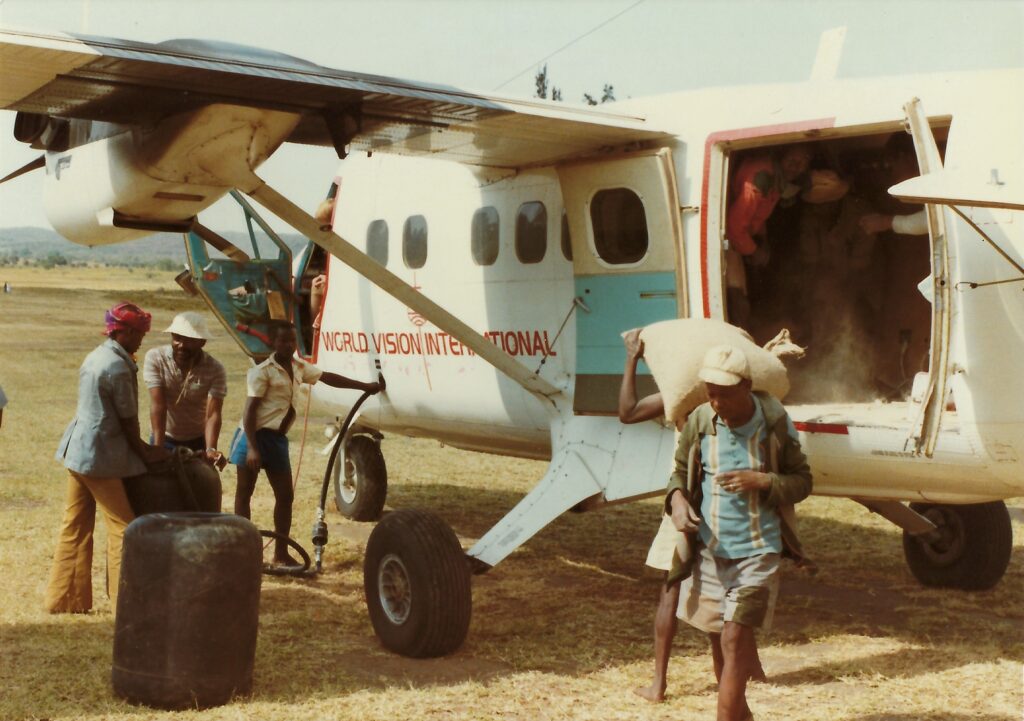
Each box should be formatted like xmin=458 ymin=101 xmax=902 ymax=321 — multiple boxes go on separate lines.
xmin=125 ymin=450 xmax=222 ymax=515
xmin=112 ymin=513 xmax=262 ymax=709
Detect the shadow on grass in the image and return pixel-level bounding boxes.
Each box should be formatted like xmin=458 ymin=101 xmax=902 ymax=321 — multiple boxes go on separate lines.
xmin=765 ymin=646 xmax=1012 ymax=687
xmin=0 ymin=617 xmax=127 ymax=719
xmin=1 ymin=481 xmax=1019 ymax=714
xmin=383 ymin=482 xmax=1023 ymax=662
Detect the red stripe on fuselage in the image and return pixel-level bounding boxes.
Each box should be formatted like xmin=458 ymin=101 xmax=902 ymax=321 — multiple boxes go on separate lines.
xmin=793 ymin=421 xmax=849 ymax=435
xmin=699 ymin=118 xmax=836 ymax=318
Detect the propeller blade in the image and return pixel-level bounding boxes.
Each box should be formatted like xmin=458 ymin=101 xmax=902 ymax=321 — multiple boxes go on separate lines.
xmin=0 ymin=155 xmax=45 ymax=185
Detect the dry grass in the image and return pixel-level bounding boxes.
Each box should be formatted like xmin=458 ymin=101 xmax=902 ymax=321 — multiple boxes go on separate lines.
xmin=0 ymin=268 xmax=1021 ymax=721
xmin=1 ymin=265 xmax=182 ymax=292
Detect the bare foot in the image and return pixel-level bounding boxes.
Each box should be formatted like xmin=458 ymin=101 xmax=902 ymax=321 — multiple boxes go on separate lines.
xmin=632 ymin=685 xmax=666 ymax=703
xmin=273 ymin=554 xmax=302 ymax=567
xmin=750 ymin=664 xmax=768 ymax=683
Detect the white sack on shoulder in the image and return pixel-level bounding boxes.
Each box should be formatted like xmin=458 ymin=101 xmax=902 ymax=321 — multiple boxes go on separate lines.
xmin=639 ymin=318 xmax=790 ymax=426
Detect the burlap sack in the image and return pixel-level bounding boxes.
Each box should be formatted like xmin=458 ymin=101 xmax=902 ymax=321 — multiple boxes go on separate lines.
xmin=638 ymin=318 xmax=790 ymax=426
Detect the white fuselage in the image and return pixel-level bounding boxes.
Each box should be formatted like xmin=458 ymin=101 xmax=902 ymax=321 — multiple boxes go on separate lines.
xmin=306 ymin=68 xmax=1024 ymax=506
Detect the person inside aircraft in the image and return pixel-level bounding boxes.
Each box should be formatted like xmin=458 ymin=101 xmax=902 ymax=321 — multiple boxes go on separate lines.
xmin=618 ymin=330 xmax=766 ymax=703
xmin=725 ymin=144 xmax=813 ymax=328
xmin=297 ymin=187 xmax=335 ymax=348
xmin=47 ymin=302 xmax=171 ymax=614
xmin=314 ymin=181 xmax=339 ymax=227
xmin=309 ymin=274 xmax=327 ymax=331
xmin=858 ymin=134 xmax=927 ymax=237
xmin=790 ymin=169 xmax=883 ymax=398
xmin=229 ymin=320 xmax=382 ymax=567
xmin=144 ymin=312 xmax=228 ymax=466
xmin=666 ymin=345 xmax=811 ymax=721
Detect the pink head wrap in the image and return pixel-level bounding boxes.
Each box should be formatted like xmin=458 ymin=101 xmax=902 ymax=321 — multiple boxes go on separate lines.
xmin=104 ymin=302 xmax=152 ymax=336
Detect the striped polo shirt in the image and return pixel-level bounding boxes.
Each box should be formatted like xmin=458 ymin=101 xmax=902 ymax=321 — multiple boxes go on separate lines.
xmin=698 ymin=396 xmax=782 ymax=559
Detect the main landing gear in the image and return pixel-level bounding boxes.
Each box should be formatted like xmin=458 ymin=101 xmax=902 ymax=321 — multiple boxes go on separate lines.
xmin=363 ymin=509 xmax=472 ymax=658
xmin=332 ymin=433 xmax=388 ymax=521
xmin=902 ymin=501 xmax=1013 ymax=591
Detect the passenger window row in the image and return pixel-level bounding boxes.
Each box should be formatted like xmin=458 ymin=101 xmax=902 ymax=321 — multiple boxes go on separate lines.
xmin=364 ymin=188 xmax=647 ymax=269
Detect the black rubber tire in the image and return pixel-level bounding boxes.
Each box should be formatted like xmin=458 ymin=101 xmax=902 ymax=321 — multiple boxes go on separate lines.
xmin=902 ymin=501 xmax=1012 ymax=590
xmin=333 ymin=435 xmax=387 ymax=521
xmin=363 ymin=509 xmax=472 ymax=658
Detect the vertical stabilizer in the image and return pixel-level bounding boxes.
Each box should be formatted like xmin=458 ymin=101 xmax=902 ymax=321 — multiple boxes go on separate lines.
xmin=810 ymin=26 xmax=847 ymax=81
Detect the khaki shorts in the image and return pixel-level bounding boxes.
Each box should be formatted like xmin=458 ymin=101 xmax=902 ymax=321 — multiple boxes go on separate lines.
xmin=677 ymin=546 xmax=780 ymax=634
xmin=645 ymin=514 xmax=682 ymax=571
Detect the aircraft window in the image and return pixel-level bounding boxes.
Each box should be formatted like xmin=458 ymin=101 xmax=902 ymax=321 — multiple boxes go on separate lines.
xmin=403 ymin=215 xmax=428 ymax=269
xmin=591 ymin=188 xmax=648 ymax=264
xmin=561 ymin=211 xmax=573 ymax=261
xmin=471 ymin=207 xmax=500 ymax=266
xmin=515 ymin=201 xmax=547 ymax=264
xmin=366 ymin=219 xmax=388 ymax=266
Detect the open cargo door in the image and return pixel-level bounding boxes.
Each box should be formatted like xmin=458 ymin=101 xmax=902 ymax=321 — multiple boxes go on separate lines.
xmin=904 ymin=98 xmax=952 ymax=457
xmin=557 ymin=148 xmax=684 ymax=414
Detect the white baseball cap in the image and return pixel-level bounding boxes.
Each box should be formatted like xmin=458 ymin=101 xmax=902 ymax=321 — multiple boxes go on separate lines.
xmin=698 ymin=345 xmax=751 ymax=386
xmin=164 ymin=312 xmax=213 ymax=340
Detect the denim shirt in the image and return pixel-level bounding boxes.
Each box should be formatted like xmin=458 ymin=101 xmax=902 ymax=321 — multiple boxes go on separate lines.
xmin=55 ymin=338 xmax=147 ymax=478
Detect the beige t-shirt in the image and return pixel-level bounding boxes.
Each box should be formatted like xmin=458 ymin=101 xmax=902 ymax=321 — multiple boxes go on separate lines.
xmin=245 ymin=355 xmax=322 ymax=431
xmin=143 ymin=346 xmax=227 ymax=440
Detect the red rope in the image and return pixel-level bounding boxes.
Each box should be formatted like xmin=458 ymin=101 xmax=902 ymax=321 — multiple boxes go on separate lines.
xmin=261 ymin=386 xmax=315 ymax=555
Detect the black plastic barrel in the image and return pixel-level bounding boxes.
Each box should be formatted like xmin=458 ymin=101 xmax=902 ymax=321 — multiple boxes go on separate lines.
xmin=125 ymin=453 xmax=222 ymax=516
xmin=112 ymin=513 xmax=262 ymax=709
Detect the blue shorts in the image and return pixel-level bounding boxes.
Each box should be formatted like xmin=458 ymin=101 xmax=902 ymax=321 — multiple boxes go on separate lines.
xmin=228 ymin=428 xmax=291 ymax=474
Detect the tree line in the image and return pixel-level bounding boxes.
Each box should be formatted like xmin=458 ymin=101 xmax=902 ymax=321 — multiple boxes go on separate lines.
xmin=534 ymin=64 xmax=616 ymax=105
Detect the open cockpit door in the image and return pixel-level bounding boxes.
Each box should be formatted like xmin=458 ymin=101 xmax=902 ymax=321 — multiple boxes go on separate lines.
xmin=904 ymin=99 xmax=951 ymax=457
xmin=183 ymin=191 xmax=301 ymax=360
xmin=557 ymin=148 xmax=684 ymax=414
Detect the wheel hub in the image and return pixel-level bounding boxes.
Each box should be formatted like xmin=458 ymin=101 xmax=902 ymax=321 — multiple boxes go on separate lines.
xmin=916 ymin=506 xmax=966 ymax=567
xmin=339 ymin=457 xmax=358 ymax=504
xmin=378 ymin=553 xmax=412 ymax=625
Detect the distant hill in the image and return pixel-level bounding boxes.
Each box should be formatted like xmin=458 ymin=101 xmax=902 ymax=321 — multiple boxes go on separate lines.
xmin=0 ymin=226 xmax=309 ymax=266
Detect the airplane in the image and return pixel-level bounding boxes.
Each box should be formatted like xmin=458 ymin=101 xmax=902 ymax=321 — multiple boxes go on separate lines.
xmin=1 ymin=25 xmax=1021 ymax=659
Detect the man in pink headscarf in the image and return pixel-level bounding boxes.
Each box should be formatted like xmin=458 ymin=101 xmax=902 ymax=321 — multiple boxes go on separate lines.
xmin=46 ymin=302 xmax=170 ymax=615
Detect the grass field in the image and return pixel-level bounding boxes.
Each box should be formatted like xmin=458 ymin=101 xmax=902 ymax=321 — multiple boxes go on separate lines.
xmin=0 ymin=267 xmax=1021 ymax=721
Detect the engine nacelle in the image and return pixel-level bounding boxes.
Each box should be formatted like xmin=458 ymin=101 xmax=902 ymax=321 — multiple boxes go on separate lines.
xmin=39 ymin=104 xmax=300 ymax=246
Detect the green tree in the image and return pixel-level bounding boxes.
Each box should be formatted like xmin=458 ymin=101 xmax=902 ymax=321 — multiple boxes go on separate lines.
xmin=534 ymin=67 xmax=615 ymax=105
xmin=152 ymin=258 xmax=179 ymax=272
xmin=39 ymin=251 xmax=68 ymax=269
xmin=534 ymin=63 xmax=562 ymax=101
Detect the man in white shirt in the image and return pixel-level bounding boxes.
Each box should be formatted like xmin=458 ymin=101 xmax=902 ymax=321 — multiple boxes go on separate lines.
xmin=144 ymin=312 xmax=227 ymax=462
xmin=228 ymin=321 xmax=382 ymax=566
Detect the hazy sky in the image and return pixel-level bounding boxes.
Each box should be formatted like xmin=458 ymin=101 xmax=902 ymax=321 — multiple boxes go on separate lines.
xmin=0 ymin=0 xmax=1021 ymax=231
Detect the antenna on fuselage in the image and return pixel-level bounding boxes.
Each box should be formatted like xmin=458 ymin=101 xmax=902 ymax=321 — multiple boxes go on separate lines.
xmin=810 ymin=26 xmax=846 ymax=81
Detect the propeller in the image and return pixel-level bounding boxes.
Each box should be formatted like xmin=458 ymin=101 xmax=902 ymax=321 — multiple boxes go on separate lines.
xmin=0 ymin=155 xmax=45 ymax=185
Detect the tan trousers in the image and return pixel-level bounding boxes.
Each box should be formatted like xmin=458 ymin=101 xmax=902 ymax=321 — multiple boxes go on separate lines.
xmin=44 ymin=470 xmax=135 ymax=614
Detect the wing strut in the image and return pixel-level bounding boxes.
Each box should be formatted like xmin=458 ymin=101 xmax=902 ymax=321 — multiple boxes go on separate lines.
xmin=243 ymin=178 xmax=562 ymax=401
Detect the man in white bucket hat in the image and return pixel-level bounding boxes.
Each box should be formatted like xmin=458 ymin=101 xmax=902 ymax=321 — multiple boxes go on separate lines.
xmin=143 ymin=311 xmax=227 ymax=464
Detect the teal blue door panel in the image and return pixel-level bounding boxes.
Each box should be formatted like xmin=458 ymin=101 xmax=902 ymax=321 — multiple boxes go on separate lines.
xmin=574 ymin=271 xmax=677 ymax=414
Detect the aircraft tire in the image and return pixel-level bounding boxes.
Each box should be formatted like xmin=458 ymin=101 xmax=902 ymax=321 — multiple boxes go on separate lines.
xmin=902 ymin=501 xmax=1012 ymax=591
xmin=364 ymin=509 xmax=471 ymax=658
xmin=333 ymin=435 xmax=387 ymax=521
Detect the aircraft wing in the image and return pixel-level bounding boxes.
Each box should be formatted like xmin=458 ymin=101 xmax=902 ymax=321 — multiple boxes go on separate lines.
xmin=0 ymin=27 xmax=669 ymax=168
xmin=890 ymin=169 xmax=1024 ymax=211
